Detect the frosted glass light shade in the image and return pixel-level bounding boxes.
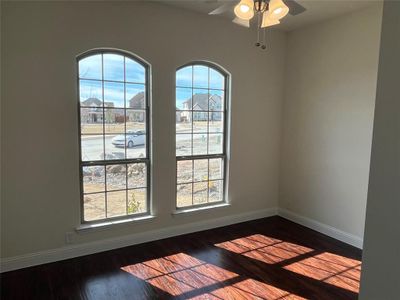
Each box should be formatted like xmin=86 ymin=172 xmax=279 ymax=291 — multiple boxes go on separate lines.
xmin=261 ymin=11 xmax=280 ymax=28
xmin=268 ymin=0 xmax=289 ymax=20
xmin=234 ymin=0 xmax=255 ymax=20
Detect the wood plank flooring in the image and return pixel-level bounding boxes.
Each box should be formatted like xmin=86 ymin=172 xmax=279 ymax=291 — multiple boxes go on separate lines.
xmin=0 ymin=216 xmax=362 ymax=299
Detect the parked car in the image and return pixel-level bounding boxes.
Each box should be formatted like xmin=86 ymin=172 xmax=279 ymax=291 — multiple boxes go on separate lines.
xmin=112 ymin=130 xmax=145 ymax=148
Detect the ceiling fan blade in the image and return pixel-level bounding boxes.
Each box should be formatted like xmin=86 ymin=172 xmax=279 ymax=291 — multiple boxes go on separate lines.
xmin=232 ymin=17 xmax=250 ymax=28
xmin=284 ymin=0 xmax=306 ymax=16
xmin=209 ymin=3 xmax=232 ymax=15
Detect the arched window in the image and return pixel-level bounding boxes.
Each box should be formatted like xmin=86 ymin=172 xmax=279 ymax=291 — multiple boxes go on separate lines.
xmin=78 ymin=50 xmax=150 ymax=223
xmin=175 ymin=63 xmax=229 ymax=209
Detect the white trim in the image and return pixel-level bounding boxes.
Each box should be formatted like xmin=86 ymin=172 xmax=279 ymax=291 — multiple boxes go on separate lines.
xmin=278 ymin=208 xmax=363 ymax=249
xmin=172 ymin=203 xmax=230 ymax=216
xmin=76 ymin=215 xmax=156 ymax=232
xmin=0 ymin=207 xmax=277 ymax=273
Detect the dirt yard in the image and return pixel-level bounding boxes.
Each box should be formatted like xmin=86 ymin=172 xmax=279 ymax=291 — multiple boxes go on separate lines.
xmin=81 ymin=121 xmax=145 ymax=135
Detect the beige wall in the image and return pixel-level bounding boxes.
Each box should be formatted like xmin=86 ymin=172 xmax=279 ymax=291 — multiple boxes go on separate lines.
xmin=0 ymin=1 xmax=286 ymax=258
xmin=279 ymin=5 xmax=382 ymax=239
xmin=360 ymin=1 xmax=400 ymax=298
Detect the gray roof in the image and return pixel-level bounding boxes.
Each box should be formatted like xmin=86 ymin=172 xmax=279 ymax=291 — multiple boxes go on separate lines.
xmin=129 ymin=92 xmax=145 ymax=109
xmin=81 ymin=98 xmax=114 ymax=107
xmin=81 ymin=98 xmax=101 ymax=106
xmin=183 ymin=93 xmax=222 ymax=110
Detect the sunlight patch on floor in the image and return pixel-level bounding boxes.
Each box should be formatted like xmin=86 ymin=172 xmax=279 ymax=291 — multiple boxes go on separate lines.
xmin=215 ymin=234 xmax=313 ymax=264
xmin=284 ymin=252 xmax=361 ymax=293
xmin=215 ymin=234 xmax=361 ymax=293
xmin=121 ymin=252 xmax=303 ymax=299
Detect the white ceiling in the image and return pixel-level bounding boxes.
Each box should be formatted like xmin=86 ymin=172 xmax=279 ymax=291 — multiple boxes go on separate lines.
xmin=156 ymin=0 xmax=381 ymax=31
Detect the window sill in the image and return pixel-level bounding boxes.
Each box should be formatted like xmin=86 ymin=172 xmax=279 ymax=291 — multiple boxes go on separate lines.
xmin=76 ymin=215 xmax=156 ymax=233
xmin=172 ymin=202 xmax=230 ymax=216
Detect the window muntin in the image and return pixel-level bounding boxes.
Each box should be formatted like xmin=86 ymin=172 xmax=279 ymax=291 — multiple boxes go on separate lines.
xmin=175 ymin=63 xmax=228 ymax=209
xmin=78 ymin=50 xmax=150 ymax=223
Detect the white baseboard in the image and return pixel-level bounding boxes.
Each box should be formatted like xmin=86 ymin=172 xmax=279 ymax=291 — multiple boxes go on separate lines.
xmin=278 ymin=208 xmax=363 ymax=249
xmin=1 ymin=207 xmax=364 ymax=273
xmin=1 ymin=207 xmax=277 ymax=273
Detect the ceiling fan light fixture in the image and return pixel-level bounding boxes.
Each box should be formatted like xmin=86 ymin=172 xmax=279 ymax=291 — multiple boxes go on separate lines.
xmin=261 ymin=11 xmax=280 ymax=28
xmin=240 ymin=4 xmax=250 ymax=13
xmin=234 ymin=0 xmax=254 ymax=20
xmin=268 ymin=0 xmax=289 ymax=20
xmin=209 ymin=0 xmax=307 ymax=50
xmin=274 ymin=7 xmax=283 ymax=15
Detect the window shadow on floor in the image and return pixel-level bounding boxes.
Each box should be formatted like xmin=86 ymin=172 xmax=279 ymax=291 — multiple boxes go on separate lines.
xmin=118 ymin=217 xmax=361 ymax=299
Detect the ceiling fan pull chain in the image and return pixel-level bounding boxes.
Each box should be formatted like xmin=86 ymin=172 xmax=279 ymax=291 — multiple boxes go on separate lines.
xmin=256 ymin=13 xmax=261 ymax=47
xmin=261 ymin=27 xmax=267 ymax=50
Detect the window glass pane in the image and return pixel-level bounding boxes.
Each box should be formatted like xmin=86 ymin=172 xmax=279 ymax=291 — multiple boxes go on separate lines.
xmin=209 ymin=90 xmax=224 ymax=111
xmin=192 ymin=90 xmax=208 ymax=111
xmin=79 ymin=54 xmax=102 ymax=80
xmin=126 ymin=119 xmax=146 ymax=159
xmin=127 ymin=144 xmax=146 ymax=159
xmin=177 ymin=160 xmax=193 ymax=184
xmin=209 ymin=158 xmax=224 ymax=180
xmin=193 ymin=182 xmax=208 ymax=205
xmin=126 ymin=110 xmax=146 ymax=132
xmin=176 ymin=66 xmax=192 ymax=88
xmin=194 ymin=159 xmax=208 ymax=182
xmin=105 ymin=134 xmax=125 ymax=160
xmin=106 ymin=164 xmax=126 ymax=191
xmin=104 ymin=54 xmax=124 ymax=81
xmin=209 ymin=180 xmax=223 ymax=203
xmin=209 ymin=112 xmax=223 ymax=133
xmin=80 ymin=80 xmax=102 ymax=106
xmin=176 ymin=88 xmax=192 ymax=110
xmin=177 ymin=184 xmax=192 ymax=208
xmin=80 ymin=108 xmax=104 ymax=135
xmin=193 ymin=65 xmax=208 ymax=88
xmin=193 ymin=112 xmax=208 ymax=133
xmin=209 ymin=68 xmax=224 ymax=90
xmin=104 ymin=108 xmax=125 ymax=134
xmin=127 ymin=189 xmax=147 ymax=214
xmin=208 ymin=133 xmax=223 ymax=154
xmin=127 ymin=163 xmax=147 ymax=188
xmin=81 ymin=135 xmax=104 ymax=161
xmin=126 ymin=84 xmax=145 ymax=109
xmin=106 ymin=190 xmax=127 ymax=217
xmin=84 ymin=193 xmax=105 ymax=221
xmin=176 ymin=111 xmax=192 ymax=134
xmin=126 ymin=58 xmax=145 ymax=83
xmin=193 ymin=133 xmax=207 ymax=155
xmin=104 ymin=81 xmax=124 ymax=108
xmin=176 ymin=134 xmax=192 ymax=156
xmin=83 ymin=166 xmax=105 ymax=193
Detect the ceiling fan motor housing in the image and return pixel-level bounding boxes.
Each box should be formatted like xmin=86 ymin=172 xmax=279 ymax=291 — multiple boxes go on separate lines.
xmin=254 ymin=0 xmax=269 ymax=13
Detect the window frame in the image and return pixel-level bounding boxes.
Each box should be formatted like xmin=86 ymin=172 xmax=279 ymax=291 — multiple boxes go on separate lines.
xmin=77 ymin=48 xmax=151 ymax=224
xmin=175 ymin=61 xmax=230 ymax=210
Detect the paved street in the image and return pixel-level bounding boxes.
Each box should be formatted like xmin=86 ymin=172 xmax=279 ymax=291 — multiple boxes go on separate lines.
xmin=81 ymin=134 xmax=220 ymax=161
xmin=81 ymin=135 xmax=145 ymax=161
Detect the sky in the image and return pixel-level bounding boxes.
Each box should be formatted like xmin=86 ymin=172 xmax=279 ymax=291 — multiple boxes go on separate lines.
xmin=79 ymin=54 xmax=225 ymax=109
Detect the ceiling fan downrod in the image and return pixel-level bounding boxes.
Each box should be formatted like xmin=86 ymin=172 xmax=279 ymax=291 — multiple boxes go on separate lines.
xmin=254 ymin=0 xmax=269 ymax=50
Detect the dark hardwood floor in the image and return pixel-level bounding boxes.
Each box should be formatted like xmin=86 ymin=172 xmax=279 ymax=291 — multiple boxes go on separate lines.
xmin=0 ymin=216 xmax=362 ymax=300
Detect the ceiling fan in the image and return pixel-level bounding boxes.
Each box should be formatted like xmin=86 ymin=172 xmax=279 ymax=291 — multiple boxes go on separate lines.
xmin=209 ymin=0 xmax=306 ymax=49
